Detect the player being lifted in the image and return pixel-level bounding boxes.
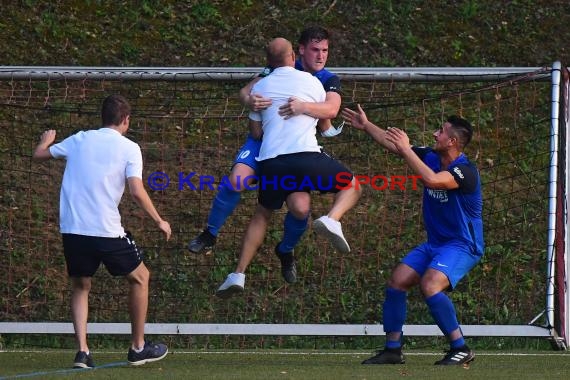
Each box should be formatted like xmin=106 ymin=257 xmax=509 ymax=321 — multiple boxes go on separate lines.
xmin=216 ymin=37 xmax=360 ymax=298
xmin=188 ymin=26 xmax=349 ymax=258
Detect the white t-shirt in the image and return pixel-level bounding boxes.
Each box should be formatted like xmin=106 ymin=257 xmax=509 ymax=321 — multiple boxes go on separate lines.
xmin=249 ymin=66 xmax=326 ymax=161
xmin=49 ymin=127 xmax=143 ymax=237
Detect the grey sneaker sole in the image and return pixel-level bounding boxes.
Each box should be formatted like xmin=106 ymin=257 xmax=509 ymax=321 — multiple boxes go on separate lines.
xmin=128 ymin=350 xmax=168 ymax=366
xmin=313 ymin=219 xmax=351 ymax=253
xmin=73 ymin=363 xmax=93 ymax=369
xmin=216 ymin=285 xmax=244 ymax=299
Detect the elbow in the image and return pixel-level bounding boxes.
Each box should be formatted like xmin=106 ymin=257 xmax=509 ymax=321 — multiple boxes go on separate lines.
xmin=32 ymin=150 xmax=49 ymax=162
xmin=421 ymin=177 xmax=442 ymax=189
xmin=323 ymin=109 xmax=339 ymax=120
xmin=129 ymin=189 xmax=144 ymax=204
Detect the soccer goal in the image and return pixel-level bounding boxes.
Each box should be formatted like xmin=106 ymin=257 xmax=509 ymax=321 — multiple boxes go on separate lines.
xmin=0 ymin=64 xmax=567 ymax=349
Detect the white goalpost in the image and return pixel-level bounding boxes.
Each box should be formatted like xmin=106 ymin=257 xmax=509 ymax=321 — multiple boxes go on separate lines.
xmin=0 ymin=64 xmax=566 ymax=349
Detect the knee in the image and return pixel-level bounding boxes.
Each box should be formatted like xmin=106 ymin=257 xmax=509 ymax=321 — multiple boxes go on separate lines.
xmin=387 ymin=278 xmax=407 ymax=291
xmin=129 ymin=264 xmax=150 ymax=286
xmin=419 ymin=278 xmax=440 ymax=298
xmin=290 ymin=207 xmax=309 ymax=220
xmin=73 ymin=278 xmax=92 ymax=292
xmin=228 ymin=175 xmax=245 ymax=192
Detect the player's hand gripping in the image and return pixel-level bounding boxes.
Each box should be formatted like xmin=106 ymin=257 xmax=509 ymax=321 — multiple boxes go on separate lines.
xmin=278 ymin=96 xmax=307 ymax=119
xmin=247 ymin=93 xmax=272 ymax=111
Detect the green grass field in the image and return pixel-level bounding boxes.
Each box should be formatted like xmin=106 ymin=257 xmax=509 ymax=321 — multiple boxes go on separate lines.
xmin=1 ymin=350 xmax=569 ymax=379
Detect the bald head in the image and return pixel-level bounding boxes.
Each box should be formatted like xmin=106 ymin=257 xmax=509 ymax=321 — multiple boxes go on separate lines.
xmin=266 ymin=37 xmax=295 ymax=68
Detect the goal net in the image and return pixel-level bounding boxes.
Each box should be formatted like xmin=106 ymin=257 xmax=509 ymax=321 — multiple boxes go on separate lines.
xmin=0 ymin=65 xmax=567 ymax=349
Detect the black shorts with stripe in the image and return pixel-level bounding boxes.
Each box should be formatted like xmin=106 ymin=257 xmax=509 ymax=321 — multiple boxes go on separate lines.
xmin=62 ymin=232 xmax=143 ymax=277
xmin=258 ymin=151 xmax=353 ymax=209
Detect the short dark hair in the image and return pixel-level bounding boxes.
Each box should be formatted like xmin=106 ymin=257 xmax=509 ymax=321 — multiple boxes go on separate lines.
xmin=101 ymin=94 xmax=131 ymax=126
xmin=298 ymin=26 xmax=330 ymax=46
xmin=447 ymin=115 xmax=473 ymax=149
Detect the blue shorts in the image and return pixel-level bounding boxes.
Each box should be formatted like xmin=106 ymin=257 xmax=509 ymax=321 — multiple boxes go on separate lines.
xmin=62 ymin=232 xmax=144 ymax=277
xmin=234 ymin=134 xmax=262 ymax=172
xmin=401 ymin=241 xmax=482 ymax=289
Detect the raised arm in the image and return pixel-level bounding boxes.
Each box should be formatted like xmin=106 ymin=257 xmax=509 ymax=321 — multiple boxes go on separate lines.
xmin=341 ymin=104 xmax=399 ymax=154
xmin=32 ymin=129 xmax=56 ymax=161
xmin=385 ymin=127 xmax=458 ymax=190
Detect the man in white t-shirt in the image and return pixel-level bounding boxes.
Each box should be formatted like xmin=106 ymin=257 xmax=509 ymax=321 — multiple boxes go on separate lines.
xmin=216 ymin=38 xmax=361 ymax=298
xmin=33 ymin=94 xmax=171 ymax=369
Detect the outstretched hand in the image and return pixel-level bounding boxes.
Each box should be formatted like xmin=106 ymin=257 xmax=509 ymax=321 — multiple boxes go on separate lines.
xmin=341 ymin=104 xmax=368 ymax=131
xmin=384 ymin=127 xmax=411 ymax=153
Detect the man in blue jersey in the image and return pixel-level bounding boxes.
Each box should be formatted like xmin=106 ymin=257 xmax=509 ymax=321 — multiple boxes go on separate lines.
xmin=341 ymin=104 xmax=484 ymax=366
xmin=188 ymin=26 xmax=347 ymax=260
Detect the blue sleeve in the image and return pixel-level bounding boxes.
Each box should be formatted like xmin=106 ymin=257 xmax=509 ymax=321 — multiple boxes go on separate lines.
xmin=323 ymin=75 xmax=341 ymax=94
xmin=449 ymin=164 xmax=479 ymax=193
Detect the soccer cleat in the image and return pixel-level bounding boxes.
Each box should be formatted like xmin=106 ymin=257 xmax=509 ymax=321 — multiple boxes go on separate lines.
xmin=73 ymin=351 xmax=95 ymax=369
xmin=313 ymin=216 xmax=350 ymax=253
xmin=127 ymin=341 xmax=168 ymax=366
xmin=215 ymin=272 xmax=245 ymax=299
xmin=361 ymin=348 xmax=405 ymax=365
xmin=434 ymin=346 xmax=474 ymax=365
xmin=188 ymin=229 xmax=217 ymax=254
xmin=275 ymin=244 xmax=297 ymax=284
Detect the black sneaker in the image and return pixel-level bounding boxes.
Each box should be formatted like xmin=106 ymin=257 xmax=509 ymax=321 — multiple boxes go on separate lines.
xmin=188 ymin=229 xmax=216 ymax=254
xmin=127 ymin=341 xmax=168 ymax=366
xmin=434 ymin=346 xmax=474 ymax=365
xmin=73 ymin=351 xmax=95 ymax=369
xmin=275 ymin=244 xmax=297 ymax=284
xmin=361 ymin=348 xmax=405 ymax=365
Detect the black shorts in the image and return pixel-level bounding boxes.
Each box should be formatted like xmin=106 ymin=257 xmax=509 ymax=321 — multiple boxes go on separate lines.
xmin=62 ymin=232 xmax=144 ymax=277
xmin=258 ymin=151 xmax=353 ymax=210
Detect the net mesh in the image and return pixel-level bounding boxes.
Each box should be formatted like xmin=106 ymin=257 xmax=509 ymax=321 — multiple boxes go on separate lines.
xmin=0 ymin=68 xmax=553 ymax=346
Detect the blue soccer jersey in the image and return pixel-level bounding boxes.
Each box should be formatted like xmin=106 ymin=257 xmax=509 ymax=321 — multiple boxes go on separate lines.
xmin=295 ymin=60 xmax=341 ymax=94
xmin=412 ymin=146 xmax=484 ymax=255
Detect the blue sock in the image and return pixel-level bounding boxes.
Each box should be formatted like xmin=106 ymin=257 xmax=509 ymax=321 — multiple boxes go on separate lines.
xmin=383 ymin=287 xmax=407 ymax=348
xmin=206 ymin=184 xmax=241 ymax=236
xmin=425 ymin=292 xmax=461 ymax=345
xmin=450 ymin=336 xmax=466 ymax=349
xmin=277 ymin=212 xmax=308 ymax=253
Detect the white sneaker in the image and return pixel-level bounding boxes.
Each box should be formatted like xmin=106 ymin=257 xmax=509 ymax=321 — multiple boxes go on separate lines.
xmin=313 ymin=216 xmax=350 ymax=253
xmin=215 ymin=272 xmax=245 ymax=299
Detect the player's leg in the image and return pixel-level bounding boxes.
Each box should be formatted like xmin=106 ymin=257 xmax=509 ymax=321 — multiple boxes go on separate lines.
xmin=423 ymin=242 xmax=481 ymax=366
xmin=276 ymin=191 xmax=311 ymax=284
xmin=102 ymin=232 xmax=168 ymax=365
xmin=188 ymin=136 xmax=260 ymax=254
xmin=216 ymin=204 xmax=273 ymax=298
xmin=70 ymin=276 xmax=93 ymax=368
xmin=126 ymin=262 xmax=149 ymax=352
xmin=63 ymin=234 xmax=98 ymax=369
xmin=362 ymin=245 xmax=426 ymax=365
xmin=306 ymin=152 xmax=361 ymax=253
